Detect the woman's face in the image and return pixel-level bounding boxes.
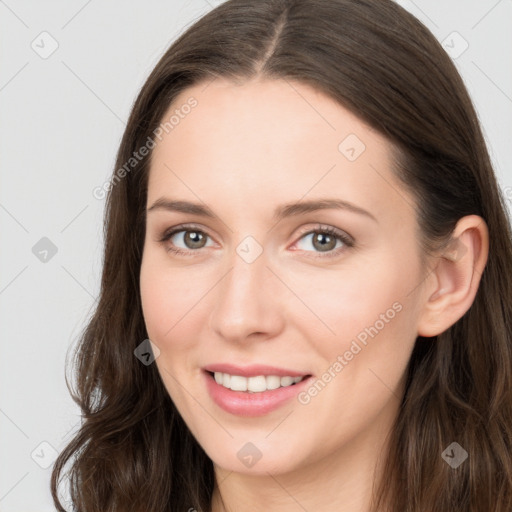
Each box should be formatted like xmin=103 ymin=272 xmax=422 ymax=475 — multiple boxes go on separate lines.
xmin=140 ymin=78 xmax=428 ymax=476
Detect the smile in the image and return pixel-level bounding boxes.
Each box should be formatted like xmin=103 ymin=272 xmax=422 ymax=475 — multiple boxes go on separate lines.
xmin=212 ymin=372 xmax=305 ymax=393
xmin=203 ymin=367 xmax=314 ymax=417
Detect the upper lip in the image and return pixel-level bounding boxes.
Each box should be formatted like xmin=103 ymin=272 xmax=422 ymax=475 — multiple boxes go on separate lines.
xmin=203 ymin=363 xmax=311 ymax=378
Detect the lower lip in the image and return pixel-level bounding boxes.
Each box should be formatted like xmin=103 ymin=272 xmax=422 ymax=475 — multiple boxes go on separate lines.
xmin=203 ymin=371 xmax=313 ymax=417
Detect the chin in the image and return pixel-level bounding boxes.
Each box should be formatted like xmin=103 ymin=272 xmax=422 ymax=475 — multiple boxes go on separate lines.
xmin=200 ymin=436 xmax=306 ymax=476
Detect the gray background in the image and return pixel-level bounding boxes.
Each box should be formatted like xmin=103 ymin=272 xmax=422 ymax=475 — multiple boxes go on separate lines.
xmin=1 ymin=0 xmax=511 ymax=510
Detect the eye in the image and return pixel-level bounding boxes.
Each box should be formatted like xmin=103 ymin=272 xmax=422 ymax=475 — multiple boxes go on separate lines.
xmin=157 ymin=223 xmax=355 ymax=259
xmin=293 ymin=225 xmax=354 ymax=258
xmin=158 ymin=224 xmax=215 ymax=256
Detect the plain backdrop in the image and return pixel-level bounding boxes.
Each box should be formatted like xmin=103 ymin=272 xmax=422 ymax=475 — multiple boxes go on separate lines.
xmin=1 ymin=0 xmax=511 ymax=510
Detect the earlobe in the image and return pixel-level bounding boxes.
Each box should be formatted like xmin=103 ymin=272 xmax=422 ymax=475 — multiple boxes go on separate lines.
xmin=417 ymin=215 xmax=489 ymax=338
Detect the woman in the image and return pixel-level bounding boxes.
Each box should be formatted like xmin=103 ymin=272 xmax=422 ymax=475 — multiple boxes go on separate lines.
xmin=51 ymin=0 xmax=512 ymax=510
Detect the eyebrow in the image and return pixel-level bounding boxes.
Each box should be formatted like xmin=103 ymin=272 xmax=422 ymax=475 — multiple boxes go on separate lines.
xmin=147 ymin=197 xmax=377 ymax=223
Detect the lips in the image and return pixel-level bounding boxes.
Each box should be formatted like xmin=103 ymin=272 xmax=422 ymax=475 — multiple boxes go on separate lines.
xmin=202 ymin=363 xmax=310 ymax=378
xmin=202 ymin=363 xmax=313 ymax=416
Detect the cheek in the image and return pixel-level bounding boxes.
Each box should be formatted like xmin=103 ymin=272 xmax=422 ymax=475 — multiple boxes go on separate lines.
xmin=140 ymin=263 xmax=170 ymax=341
xmin=287 ymin=255 xmax=421 ymax=396
xmin=286 ymin=257 xmax=413 ymax=342
xmin=140 ymin=233 xmax=421 ymax=358
xmin=140 ymin=258 xmax=202 ymax=408
xmin=140 ymin=253 xmax=218 ymax=362
xmin=140 ymin=256 xmax=190 ymax=346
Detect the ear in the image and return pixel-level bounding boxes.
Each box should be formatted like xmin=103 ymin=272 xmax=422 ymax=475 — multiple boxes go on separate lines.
xmin=416 ymin=215 xmax=489 ymax=338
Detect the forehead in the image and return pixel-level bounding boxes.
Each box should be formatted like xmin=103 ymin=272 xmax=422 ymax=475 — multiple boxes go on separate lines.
xmin=147 ymin=78 xmax=414 ymax=226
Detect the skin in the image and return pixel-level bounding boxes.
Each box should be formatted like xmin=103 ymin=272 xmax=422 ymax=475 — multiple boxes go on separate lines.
xmin=139 ymin=78 xmax=488 ymax=511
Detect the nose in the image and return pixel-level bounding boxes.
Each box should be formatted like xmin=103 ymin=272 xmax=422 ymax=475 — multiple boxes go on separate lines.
xmin=208 ymin=245 xmax=285 ymax=344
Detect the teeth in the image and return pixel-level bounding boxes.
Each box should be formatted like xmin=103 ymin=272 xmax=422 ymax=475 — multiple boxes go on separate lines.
xmin=212 ymin=372 xmax=306 ymax=393
xmin=248 ymin=376 xmax=267 ymax=392
xmin=229 ymin=375 xmax=247 ymax=391
xmin=266 ymin=375 xmax=281 ymax=390
xmin=280 ymin=376 xmax=294 ymax=387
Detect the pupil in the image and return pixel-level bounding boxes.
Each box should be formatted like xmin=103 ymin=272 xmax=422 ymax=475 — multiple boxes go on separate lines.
xmin=315 ymin=233 xmax=335 ymax=251
xmin=186 ymin=231 xmax=205 ymax=248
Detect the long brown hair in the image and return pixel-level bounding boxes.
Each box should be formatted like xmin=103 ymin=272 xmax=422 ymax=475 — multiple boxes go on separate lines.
xmin=51 ymin=0 xmax=512 ymax=510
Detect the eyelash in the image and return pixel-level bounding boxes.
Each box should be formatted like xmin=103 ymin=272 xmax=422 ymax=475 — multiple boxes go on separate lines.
xmin=157 ymin=223 xmax=355 ymax=259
